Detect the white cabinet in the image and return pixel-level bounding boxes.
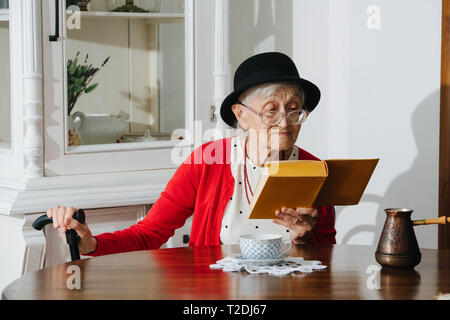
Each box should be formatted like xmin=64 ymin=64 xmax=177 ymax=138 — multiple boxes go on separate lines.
xmin=0 ymin=0 xmax=205 ymax=214
xmin=0 ymin=0 xmax=200 ymax=213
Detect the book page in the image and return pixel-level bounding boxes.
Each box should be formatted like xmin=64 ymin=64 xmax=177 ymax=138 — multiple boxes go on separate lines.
xmin=313 ymin=159 xmax=379 ymax=206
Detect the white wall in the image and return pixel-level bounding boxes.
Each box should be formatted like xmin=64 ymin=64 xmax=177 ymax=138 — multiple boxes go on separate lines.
xmin=228 ymin=0 xmax=442 ymax=248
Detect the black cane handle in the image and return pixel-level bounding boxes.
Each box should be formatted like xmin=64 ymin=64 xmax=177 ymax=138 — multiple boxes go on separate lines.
xmin=32 ymin=209 xmax=86 ymax=261
xmin=32 ymin=209 xmax=85 ymax=231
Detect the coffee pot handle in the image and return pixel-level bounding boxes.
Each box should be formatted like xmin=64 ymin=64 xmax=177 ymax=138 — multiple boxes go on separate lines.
xmin=413 ymin=216 xmax=449 ymax=226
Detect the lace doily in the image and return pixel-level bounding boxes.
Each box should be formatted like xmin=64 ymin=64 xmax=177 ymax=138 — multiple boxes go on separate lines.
xmin=209 ymin=255 xmax=327 ymax=276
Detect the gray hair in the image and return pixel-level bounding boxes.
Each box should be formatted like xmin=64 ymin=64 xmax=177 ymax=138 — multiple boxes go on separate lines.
xmin=238 ymin=81 xmax=305 ymax=106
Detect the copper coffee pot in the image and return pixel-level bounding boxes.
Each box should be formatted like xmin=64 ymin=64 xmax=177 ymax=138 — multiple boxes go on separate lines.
xmin=375 ymin=208 xmax=449 ymax=269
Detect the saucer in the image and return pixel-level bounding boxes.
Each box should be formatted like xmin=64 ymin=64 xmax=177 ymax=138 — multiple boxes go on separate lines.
xmin=231 ymin=253 xmax=287 ymax=266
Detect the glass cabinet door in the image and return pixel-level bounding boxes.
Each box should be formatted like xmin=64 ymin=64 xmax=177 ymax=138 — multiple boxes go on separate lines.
xmin=0 ymin=1 xmax=10 ymax=149
xmin=64 ymin=0 xmax=187 ymax=147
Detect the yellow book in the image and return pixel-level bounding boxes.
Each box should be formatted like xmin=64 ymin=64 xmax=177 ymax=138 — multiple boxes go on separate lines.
xmin=248 ymin=159 xmax=379 ymax=219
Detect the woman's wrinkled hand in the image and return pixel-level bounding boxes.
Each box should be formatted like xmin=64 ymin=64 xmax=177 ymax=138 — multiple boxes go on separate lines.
xmin=272 ymin=207 xmax=318 ymax=244
xmin=46 ymin=206 xmax=97 ymax=255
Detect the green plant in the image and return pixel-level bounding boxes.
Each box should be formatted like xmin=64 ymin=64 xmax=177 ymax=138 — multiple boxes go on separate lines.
xmin=67 ymin=52 xmax=110 ymax=115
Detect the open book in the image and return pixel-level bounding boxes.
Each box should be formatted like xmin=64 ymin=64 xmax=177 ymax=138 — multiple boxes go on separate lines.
xmin=248 ymin=159 xmax=379 ymax=219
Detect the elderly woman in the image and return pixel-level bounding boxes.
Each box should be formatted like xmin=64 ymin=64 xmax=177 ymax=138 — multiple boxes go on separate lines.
xmin=47 ymin=52 xmax=336 ymax=256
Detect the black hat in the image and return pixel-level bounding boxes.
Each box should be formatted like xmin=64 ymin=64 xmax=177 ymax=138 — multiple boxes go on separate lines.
xmin=220 ymin=52 xmax=321 ymax=128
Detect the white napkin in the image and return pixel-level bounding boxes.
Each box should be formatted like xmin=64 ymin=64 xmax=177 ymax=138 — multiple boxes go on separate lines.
xmin=209 ymin=256 xmax=327 ymax=276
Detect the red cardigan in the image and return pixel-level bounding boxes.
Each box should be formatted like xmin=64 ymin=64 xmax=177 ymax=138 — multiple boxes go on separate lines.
xmin=87 ymin=137 xmax=336 ymax=257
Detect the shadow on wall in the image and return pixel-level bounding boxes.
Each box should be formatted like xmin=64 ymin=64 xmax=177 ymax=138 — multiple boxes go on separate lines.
xmin=338 ymin=88 xmax=441 ymax=248
xmin=229 ymin=0 xmax=293 ymax=74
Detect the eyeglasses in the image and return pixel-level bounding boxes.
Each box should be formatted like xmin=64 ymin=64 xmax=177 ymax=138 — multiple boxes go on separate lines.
xmin=238 ymin=101 xmax=309 ymax=126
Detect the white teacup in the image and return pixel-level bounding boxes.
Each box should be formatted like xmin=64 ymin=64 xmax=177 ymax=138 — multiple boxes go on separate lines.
xmin=239 ymin=234 xmax=292 ymax=260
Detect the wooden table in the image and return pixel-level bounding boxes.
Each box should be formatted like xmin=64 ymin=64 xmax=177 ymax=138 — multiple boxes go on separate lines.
xmin=3 ymin=244 xmax=450 ymax=300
